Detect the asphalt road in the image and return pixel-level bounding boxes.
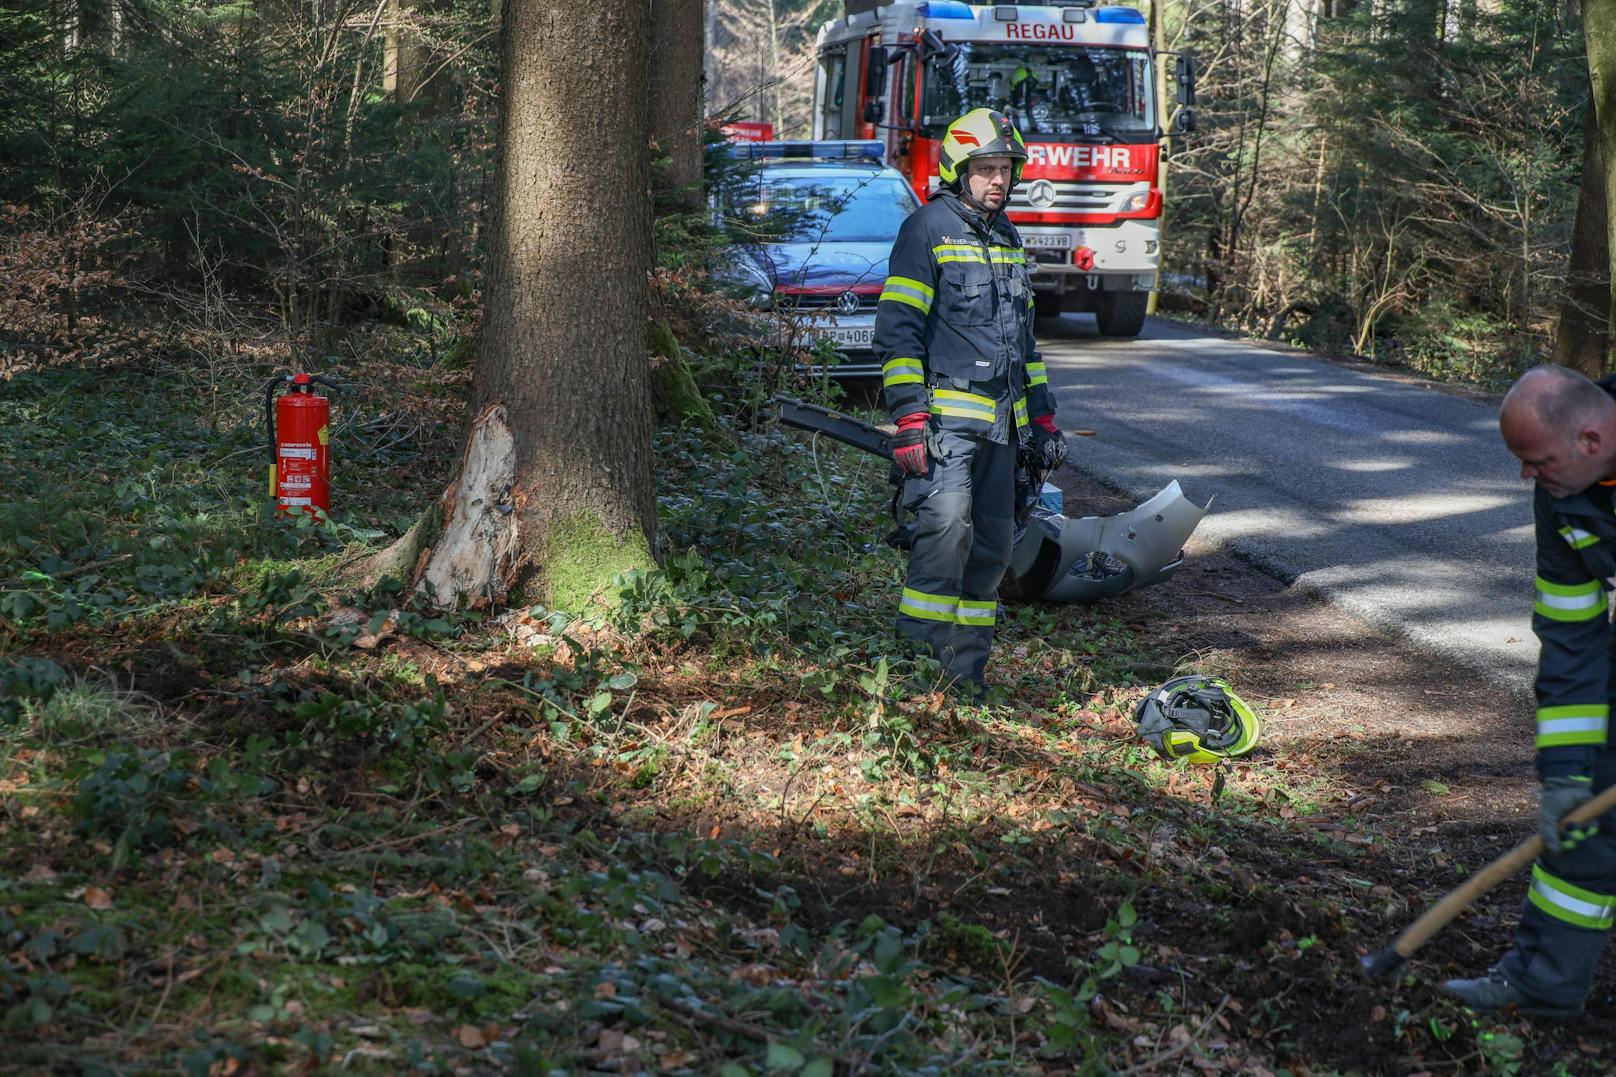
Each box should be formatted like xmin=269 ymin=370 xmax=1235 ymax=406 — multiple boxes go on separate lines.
xmin=1037 ymin=313 xmax=1540 ymax=692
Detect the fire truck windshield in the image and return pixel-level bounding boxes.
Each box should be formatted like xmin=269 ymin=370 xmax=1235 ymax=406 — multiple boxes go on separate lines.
xmin=923 ymin=45 xmax=1155 ymax=142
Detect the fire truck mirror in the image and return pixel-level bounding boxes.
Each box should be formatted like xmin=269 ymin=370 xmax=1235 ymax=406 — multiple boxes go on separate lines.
xmin=919 ymin=29 xmax=955 ymax=62
xmin=866 ymin=45 xmax=889 ymax=96
xmin=863 ymin=99 xmax=883 ymax=124
xmin=1172 ymin=107 xmax=1196 ymax=135
xmin=1174 ymin=54 xmax=1197 ymax=106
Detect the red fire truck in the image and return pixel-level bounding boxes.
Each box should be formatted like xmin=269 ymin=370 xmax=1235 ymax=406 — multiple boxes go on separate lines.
xmin=812 ymin=0 xmax=1193 ymax=336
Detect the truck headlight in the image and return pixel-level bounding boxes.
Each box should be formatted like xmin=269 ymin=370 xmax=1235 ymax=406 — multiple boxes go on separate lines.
xmin=1121 ymin=190 xmax=1152 ymax=213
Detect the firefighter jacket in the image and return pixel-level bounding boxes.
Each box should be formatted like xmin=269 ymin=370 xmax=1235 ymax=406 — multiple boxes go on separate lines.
xmin=1531 ymin=377 xmax=1616 ymax=780
xmin=875 ymin=190 xmax=1054 ymax=444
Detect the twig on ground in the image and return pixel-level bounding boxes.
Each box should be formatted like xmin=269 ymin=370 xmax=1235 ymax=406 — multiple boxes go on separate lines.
xmin=1117 ymin=993 xmax=1232 ymax=1075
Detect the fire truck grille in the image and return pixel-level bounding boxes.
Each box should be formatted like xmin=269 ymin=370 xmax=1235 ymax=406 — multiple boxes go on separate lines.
xmin=1009 ymin=182 xmax=1116 ymax=212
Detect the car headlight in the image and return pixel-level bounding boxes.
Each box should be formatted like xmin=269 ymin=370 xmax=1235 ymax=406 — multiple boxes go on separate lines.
xmin=715 ymin=255 xmax=775 ymax=309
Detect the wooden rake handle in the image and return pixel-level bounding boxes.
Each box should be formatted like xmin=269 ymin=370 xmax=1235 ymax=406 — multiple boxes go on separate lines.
xmin=1361 ymin=779 xmax=1616 ymax=978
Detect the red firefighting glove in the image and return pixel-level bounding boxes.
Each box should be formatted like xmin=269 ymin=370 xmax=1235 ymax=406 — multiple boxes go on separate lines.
xmin=892 ymin=412 xmax=930 ymax=476
xmin=1030 ymin=414 xmax=1067 ymax=470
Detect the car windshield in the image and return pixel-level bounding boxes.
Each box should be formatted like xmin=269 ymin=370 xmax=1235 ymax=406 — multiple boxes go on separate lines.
xmin=923 ymin=44 xmax=1155 ymax=141
xmin=727 ymin=171 xmax=916 ymax=243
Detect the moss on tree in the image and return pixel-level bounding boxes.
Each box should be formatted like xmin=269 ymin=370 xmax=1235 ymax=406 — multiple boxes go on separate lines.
xmin=649 ymin=320 xmax=714 ymax=427
xmin=535 ymin=508 xmax=654 ymax=613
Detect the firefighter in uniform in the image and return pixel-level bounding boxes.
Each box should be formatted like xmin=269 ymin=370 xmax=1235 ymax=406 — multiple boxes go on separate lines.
xmin=874 ymin=108 xmax=1063 ymax=690
xmin=1445 ymin=363 xmax=1616 ymax=1019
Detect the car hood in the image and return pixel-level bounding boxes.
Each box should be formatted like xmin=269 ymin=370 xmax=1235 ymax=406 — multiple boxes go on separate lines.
xmin=752 ymin=241 xmax=892 ymax=292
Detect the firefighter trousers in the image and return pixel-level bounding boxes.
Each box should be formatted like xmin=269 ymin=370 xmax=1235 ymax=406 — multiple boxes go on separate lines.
xmin=895 ymin=428 xmax=1015 ymax=687
xmin=1497 ymin=751 xmax=1616 ymax=1008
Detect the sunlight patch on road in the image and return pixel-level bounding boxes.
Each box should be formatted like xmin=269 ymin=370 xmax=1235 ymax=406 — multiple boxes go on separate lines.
xmin=1329 ymin=492 xmax=1514 ymax=525
xmin=1379 ymin=429 xmax=1469 ymax=446
xmin=1199 ymin=506 xmax=1333 ymax=542
xmin=1328 ymin=458 xmax=1415 ymax=473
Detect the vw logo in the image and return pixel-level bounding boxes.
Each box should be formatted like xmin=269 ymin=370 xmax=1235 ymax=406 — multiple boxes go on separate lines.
xmin=835 ymin=290 xmax=861 ymax=315
xmin=1025 ymin=180 xmax=1057 ymax=209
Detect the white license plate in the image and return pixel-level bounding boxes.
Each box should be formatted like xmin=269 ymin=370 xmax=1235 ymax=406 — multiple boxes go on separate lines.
xmin=823 ymin=326 xmax=874 ymax=348
xmin=1023 ymin=233 xmax=1073 ymax=251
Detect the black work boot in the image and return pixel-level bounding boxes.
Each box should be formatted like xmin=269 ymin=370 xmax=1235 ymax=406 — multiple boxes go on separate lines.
xmin=1442 ymin=969 xmax=1585 ymax=1020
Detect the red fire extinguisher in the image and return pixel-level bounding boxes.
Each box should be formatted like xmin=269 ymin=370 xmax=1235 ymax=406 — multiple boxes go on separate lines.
xmin=264 ymin=372 xmax=340 ymax=517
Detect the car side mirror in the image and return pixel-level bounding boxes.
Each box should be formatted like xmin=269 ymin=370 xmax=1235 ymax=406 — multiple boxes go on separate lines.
xmin=863 ymin=99 xmax=882 ymax=123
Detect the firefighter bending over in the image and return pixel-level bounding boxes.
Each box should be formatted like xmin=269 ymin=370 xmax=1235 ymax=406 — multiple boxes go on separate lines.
xmin=874 ymin=108 xmax=1065 ymax=691
xmin=1445 ymin=364 xmax=1616 ymax=1019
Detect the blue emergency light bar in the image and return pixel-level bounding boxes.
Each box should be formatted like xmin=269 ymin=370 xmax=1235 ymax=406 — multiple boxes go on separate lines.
xmin=914 ymin=0 xmax=1143 ymax=19
xmin=743 ymin=140 xmax=886 ymax=162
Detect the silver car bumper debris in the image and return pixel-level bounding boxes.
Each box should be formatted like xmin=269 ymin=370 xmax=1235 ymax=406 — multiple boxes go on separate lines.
xmin=1008 ymin=481 xmax=1211 ymax=602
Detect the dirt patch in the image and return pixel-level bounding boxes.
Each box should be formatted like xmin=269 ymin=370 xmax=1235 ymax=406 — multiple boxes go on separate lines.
xmin=1055 ymin=467 xmax=1537 ymax=820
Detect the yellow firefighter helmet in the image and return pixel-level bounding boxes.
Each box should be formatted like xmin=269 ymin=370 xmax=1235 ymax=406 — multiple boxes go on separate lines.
xmin=937 ymin=108 xmax=1028 ymax=188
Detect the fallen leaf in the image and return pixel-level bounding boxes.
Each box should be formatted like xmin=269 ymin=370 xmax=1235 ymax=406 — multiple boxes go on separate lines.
xmin=457 ymin=1024 xmax=486 ymax=1048
xmin=83 ymin=886 xmax=113 ymax=910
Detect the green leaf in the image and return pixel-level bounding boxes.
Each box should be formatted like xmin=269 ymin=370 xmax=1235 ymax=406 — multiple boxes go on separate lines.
xmin=608 ymin=671 xmax=638 ymax=690
xmin=766 ymin=1042 xmax=806 ymax=1071
xmin=1117 ymin=902 xmax=1137 ymax=928
xmin=801 ymin=1060 xmax=834 ymax=1077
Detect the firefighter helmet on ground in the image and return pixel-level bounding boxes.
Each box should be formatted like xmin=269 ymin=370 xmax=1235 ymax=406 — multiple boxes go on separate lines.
xmin=1134 ymin=675 xmax=1260 ymax=763
xmin=938 ymin=108 xmax=1029 ymax=188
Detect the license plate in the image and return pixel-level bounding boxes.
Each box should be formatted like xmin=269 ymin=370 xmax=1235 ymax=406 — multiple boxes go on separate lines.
xmin=823 ymin=326 xmax=874 ymax=348
xmin=1023 ymin=233 xmax=1073 ymax=251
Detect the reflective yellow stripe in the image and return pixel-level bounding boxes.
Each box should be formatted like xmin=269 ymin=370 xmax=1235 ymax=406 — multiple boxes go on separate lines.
xmin=880 ymin=275 xmax=934 ymax=314
xmin=1013 ymin=396 xmax=1029 ymax=429
xmin=989 ymin=247 xmax=1025 ymax=264
xmin=899 ymin=587 xmax=957 ymax=623
xmin=1026 ymin=361 xmax=1048 ymax=387
xmin=1535 ymin=576 xmax=1607 ymax=622
xmin=956 ymin=599 xmax=996 ymax=626
xmin=1560 ymin=526 xmax=1600 ymax=550
xmin=932 ymin=244 xmax=986 ymax=265
xmin=1536 ymin=704 xmax=1610 ymax=749
xmin=882 ymin=357 xmax=924 ymax=387
xmin=930 ymin=389 xmax=996 ymax=423
xmin=1528 ymin=865 xmax=1616 ymax=930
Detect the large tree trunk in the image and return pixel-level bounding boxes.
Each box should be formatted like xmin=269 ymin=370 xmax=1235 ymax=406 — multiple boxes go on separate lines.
xmin=650 ymin=0 xmax=705 ymax=208
xmin=1585 ymin=0 xmax=1616 ymax=369
xmin=1554 ymin=95 xmax=1610 ymax=378
xmin=385 ymin=0 xmax=656 ymax=612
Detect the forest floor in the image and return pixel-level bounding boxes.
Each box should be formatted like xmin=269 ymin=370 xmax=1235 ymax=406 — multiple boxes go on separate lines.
xmin=0 ymin=343 xmax=1609 ymax=1076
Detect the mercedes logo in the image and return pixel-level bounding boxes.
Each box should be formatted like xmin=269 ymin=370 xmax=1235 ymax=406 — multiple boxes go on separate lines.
xmin=1026 ymin=180 xmax=1057 ymax=209
xmin=835 ymin=290 xmax=861 ymax=315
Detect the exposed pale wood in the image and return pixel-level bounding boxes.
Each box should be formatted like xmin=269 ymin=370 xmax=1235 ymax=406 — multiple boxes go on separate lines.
xmin=418 ymin=404 xmax=519 ymax=608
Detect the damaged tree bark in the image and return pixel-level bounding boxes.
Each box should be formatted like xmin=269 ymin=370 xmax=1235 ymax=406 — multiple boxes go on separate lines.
xmin=416 ymin=405 xmax=521 ymax=607
xmin=368 ymin=0 xmax=657 ymax=612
